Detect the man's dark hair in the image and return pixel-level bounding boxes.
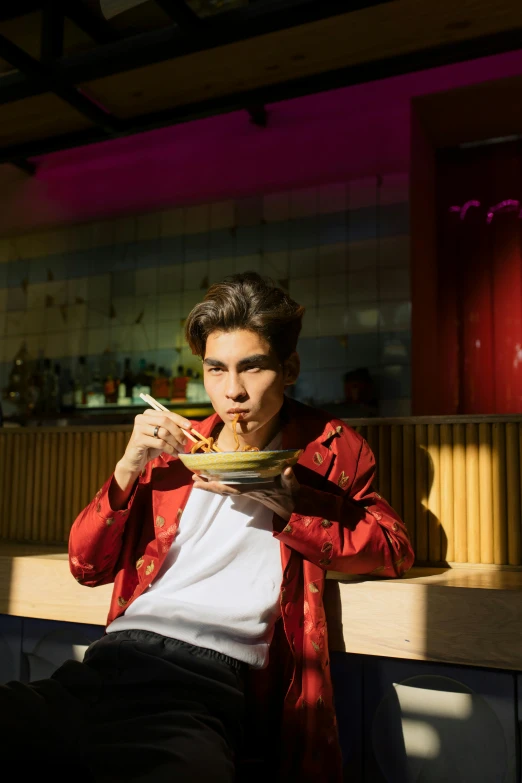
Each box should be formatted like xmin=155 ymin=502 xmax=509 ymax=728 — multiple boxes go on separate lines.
xmin=185 ymin=271 xmax=304 ymax=361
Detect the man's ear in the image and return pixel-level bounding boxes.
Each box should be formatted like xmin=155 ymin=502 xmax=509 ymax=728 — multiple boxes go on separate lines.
xmin=283 ymin=352 xmax=300 ymax=386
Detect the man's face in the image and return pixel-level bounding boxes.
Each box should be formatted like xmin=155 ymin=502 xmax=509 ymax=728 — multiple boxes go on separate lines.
xmin=202 ymin=329 xmax=298 ymax=448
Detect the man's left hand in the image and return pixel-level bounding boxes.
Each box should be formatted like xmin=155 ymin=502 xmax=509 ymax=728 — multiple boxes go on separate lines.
xmin=191 ymin=467 xmax=299 ymax=521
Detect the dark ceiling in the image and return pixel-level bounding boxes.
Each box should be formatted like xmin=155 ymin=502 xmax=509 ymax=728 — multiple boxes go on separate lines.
xmin=1 ymin=0 xmax=522 ymax=174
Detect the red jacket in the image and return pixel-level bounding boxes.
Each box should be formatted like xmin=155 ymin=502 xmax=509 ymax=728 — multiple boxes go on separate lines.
xmin=69 ymin=398 xmax=414 ymax=781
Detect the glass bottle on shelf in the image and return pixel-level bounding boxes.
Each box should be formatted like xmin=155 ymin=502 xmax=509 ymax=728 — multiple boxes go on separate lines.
xmin=86 ymin=364 xmax=105 ymax=407
xmin=152 ymin=366 xmax=170 ymax=399
xmin=40 ymin=358 xmax=58 ymax=413
xmin=61 ymin=363 xmax=75 ymax=413
xmin=136 ymin=358 xmax=148 ymax=385
xmin=145 ymin=362 xmax=157 ymax=389
xmin=121 ymin=357 xmax=134 ymax=397
xmin=53 ymin=363 xmax=63 ymax=413
xmin=102 ymin=352 xmax=119 ymax=404
xmin=171 ymin=364 xmax=188 ymax=402
xmin=131 ymin=358 xmax=151 ymax=404
xmin=74 ymin=356 xmax=88 ymax=406
xmin=118 ymin=357 xmax=133 ymax=405
xmin=4 ymin=342 xmax=33 ymax=419
xmin=104 ymin=374 xmax=118 ymax=404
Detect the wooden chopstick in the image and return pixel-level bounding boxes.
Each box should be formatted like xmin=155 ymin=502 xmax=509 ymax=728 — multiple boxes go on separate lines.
xmin=139 ymin=393 xmax=221 ymax=452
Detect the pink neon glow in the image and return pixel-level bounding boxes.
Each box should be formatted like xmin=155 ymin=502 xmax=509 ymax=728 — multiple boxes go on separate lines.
xmin=448 ymin=201 xmax=481 ymax=219
xmin=486 ymin=199 xmax=520 ymax=223
xmin=460 ymin=200 xmax=481 ymax=220
xmin=3 ymin=49 xmax=522 ymax=234
xmin=450 ymin=199 xmax=522 ymax=223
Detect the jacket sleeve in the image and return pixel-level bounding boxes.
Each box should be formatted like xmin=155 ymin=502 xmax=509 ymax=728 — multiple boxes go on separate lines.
xmin=68 ymin=470 xmax=147 ymax=587
xmin=274 ymin=435 xmax=415 ymax=577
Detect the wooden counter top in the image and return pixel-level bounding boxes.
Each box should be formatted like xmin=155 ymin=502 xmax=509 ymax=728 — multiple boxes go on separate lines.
xmin=324 ymin=564 xmax=522 ymax=670
xmin=0 ymin=543 xmax=112 ymax=626
xmin=1 ymin=543 xmax=521 ymax=670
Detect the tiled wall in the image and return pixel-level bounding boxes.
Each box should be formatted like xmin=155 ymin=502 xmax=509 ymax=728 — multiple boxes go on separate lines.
xmin=0 ymin=174 xmax=410 ymax=415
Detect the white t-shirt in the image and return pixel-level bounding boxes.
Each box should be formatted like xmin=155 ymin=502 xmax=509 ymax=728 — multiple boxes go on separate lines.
xmin=107 ymin=466 xmax=284 ymax=669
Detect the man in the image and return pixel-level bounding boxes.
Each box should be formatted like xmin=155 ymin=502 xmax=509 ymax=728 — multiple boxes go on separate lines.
xmin=1 ymin=272 xmax=414 ymax=782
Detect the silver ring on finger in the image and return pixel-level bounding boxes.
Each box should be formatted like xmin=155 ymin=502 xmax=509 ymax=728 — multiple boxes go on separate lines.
xmin=153 ymin=425 xmax=160 ymax=438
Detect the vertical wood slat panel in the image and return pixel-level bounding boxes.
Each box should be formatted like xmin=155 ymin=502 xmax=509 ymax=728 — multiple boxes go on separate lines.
xmin=31 ymin=433 xmax=43 ymax=542
xmin=390 ymin=425 xmax=403 ymax=518
xmin=9 ymin=433 xmax=22 ymax=539
xmin=1 ymin=433 xmax=14 ymax=539
xmin=414 ymin=424 xmax=428 ymax=562
xmin=47 ymin=432 xmax=59 ymax=543
xmin=98 ymin=432 xmax=109 ymax=491
xmin=356 ymin=425 xmax=368 ymax=445
xmin=378 ymin=425 xmax=391 ymax=504
xmin=478 ymin=423 xmax=493 ymax=564
xmin=465 ymin=424 xmax=481 ymax=564
xmin=81 ymin=432 xmax=93 ymax=513
xmin=505 ymin=424 xmax=521 ymax=565
xmin=39 ymin=432 xmax=51 ymax=543
xmin=366 ymin=426 xmax=380 ymax=492
xmin=72 ymin=432 xmax=83 ymax=530
xmin=452 ymin=423 xmax=467 ymax=562
xmin=0 ymin=421 xmax=520 ymax=567
xmin=402 ymin=424 xmax=416 ymax=550
xmin=0 ymin=434 xmax=7 ymax=538
xmin=89 ymin=432 xmax=99 ymax=504
xmin=107 ymin=431 xmax=118 ymax=487
xmin=491 ymin=423 xmax=507 ymax=565
xmin=55 ymin=432 xmax=67 ymax=543
xmin=507 ymin=423 xmax=522 ymax=565
xmin=427 ymin=424 xmax=441 ymax=563
xmin=439 ymin=424 xmax=454 ymax=562
xmin=17 ymin=433 xmax=29 ymax=540
xmin=24 ymin=432 xmax=35 ymax=542
xmin=63 ymin=432 xmax=75 ymax=543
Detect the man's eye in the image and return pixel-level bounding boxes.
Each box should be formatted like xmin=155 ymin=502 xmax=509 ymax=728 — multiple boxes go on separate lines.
xmin=245 ymin=366 xmax=261 ymax=373
xmin=208 ymin=367 xmax=223 ymax=374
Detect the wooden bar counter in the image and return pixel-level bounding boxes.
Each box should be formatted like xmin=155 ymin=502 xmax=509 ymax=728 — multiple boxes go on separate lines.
xmin=0 ymin=413 xmax=521 ymax=672
xmin=0 ymin=542 xmax=521 ymax=671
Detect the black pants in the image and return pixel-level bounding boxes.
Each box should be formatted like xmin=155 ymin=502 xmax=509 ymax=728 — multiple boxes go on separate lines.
xmin=0 ymin=629 xmax=246 ymax=782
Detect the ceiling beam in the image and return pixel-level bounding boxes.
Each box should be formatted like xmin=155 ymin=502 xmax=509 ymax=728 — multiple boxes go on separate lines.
xmin=3 ymin=21 xmax=522 ymax=166
xmin=154 ymin=0 xmax=205 ymax=30
xmin=0 ymin=0 xmax=390 ymax=105
xmin=63 ymin=0 xmax=390 ymax=83
xmin=0 ymin=2 xmax=43 ymax=22
xmin=0 ymin=33 xmax=124 ymax=134
xmin=40 ymin=1 xmax=64 ymax=62
xmin=63 ymin=2 xmax=121 ymax=45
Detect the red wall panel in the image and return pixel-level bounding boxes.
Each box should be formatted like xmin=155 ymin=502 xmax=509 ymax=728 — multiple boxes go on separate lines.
xmin=434 ymin=142 xmax=522 ymax=414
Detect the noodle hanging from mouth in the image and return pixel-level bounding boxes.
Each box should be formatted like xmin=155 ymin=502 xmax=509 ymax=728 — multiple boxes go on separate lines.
xmin=187 ymin=415 xmax=260 ymax=453
xmin=232 ymin=413 xmax=259 ymax=452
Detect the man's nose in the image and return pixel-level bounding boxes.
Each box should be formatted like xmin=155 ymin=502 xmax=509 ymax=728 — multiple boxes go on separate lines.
xmin=225 ymin=374 xmax=246 ymax=399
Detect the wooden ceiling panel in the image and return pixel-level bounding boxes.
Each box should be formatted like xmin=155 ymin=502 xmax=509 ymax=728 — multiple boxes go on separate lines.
xmin=0 ymin=10 xmax=103 ymax=77
xmin=62 ymin=17 xmax=100 ymax=53
xmin=0 ymin=0 xmax=522 ymax=159
xmin=83 ymin=0 xmax=522 ymax=120
xmin=0 ymin=93 xmax=94 ymax=147
xmin=0 ymin=12 xmax=43 ymax=60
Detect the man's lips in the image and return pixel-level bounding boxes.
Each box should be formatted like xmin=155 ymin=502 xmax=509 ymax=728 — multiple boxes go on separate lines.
xmin=226 ymin=409 xmax=248 ymax=417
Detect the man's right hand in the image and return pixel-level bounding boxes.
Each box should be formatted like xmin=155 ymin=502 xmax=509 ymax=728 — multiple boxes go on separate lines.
xmin=110 ymin=409 xmax=191 ymax=509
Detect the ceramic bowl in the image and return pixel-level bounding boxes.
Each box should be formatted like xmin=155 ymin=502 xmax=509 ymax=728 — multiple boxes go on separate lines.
xmin=178 ymin=448 xmax=302 ymax=484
